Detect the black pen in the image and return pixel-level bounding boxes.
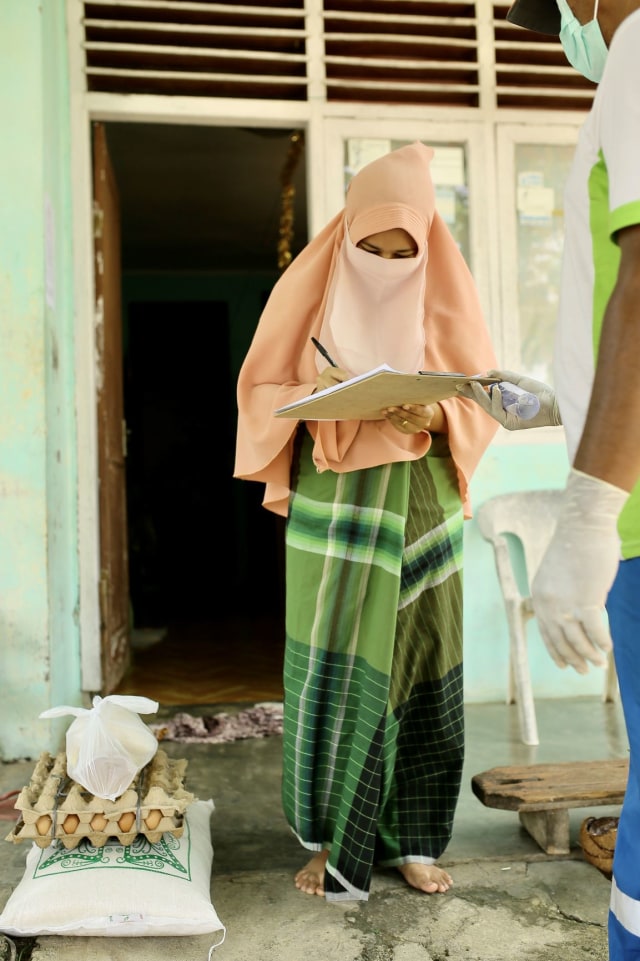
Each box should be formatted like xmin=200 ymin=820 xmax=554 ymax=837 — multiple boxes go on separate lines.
xmin=311 ymin=336 xmax=338 ymax=368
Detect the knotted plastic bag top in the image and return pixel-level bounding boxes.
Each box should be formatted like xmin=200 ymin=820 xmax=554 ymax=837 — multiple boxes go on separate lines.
xmin=40 ymin=695 xmax=159 ymax=801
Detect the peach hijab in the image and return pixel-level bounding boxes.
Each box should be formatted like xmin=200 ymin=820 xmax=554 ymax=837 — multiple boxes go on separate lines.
xmin=234 ymin=141 xmax=498 ymax=517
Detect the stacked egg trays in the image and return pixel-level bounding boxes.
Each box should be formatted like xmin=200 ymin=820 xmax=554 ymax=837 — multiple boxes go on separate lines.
xmin=5 ymin=748 xmax=195 ymax=849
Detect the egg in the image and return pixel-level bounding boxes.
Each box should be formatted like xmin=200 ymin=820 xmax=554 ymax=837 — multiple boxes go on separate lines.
xmin=36 ymin=814 xmax=52 ymax=836
xmin=90 ymin=813 xmax=108 ymax=832
xmin=62 ymin=814 xmax=80 ymax=834
xmin=144 ymin=809 xmax=162 ymax=830
xmin=118 ymin=811 xmax=136 ymax=833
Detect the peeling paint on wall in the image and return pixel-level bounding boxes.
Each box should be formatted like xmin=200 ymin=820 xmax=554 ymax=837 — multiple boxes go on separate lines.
xmin=94 ymin=293 xmax=104 ymax=392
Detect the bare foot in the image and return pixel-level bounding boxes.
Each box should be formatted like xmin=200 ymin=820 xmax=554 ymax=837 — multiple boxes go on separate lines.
xmin=295 ymin=850 xmax=330 ymax=896
xmin=397 ymin=862 xmax=453 ymax=894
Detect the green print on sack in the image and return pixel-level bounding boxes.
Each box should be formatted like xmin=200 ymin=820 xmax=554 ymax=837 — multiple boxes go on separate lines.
xmin=32 ymin=826 xmax=191 ymax=881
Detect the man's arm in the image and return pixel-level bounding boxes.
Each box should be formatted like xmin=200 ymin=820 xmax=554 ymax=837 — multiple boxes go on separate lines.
xmin=457 ymin=226 xmax=640 ymax=672
xmin=530 ymin=223 xmax=640 ymax=673
xmin=574 ymin=223 xmax=640 ymax=491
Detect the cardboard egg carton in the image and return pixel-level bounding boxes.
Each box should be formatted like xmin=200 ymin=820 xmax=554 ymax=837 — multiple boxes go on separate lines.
xmin=5 ymin=748 xmax=195 ymax=850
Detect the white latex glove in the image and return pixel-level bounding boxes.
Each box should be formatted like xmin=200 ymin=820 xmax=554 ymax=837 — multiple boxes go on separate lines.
xmin=457 ymin=369 xmax=562 ymax=430
xmin=531 ymin=468 xmax=627 ymax=674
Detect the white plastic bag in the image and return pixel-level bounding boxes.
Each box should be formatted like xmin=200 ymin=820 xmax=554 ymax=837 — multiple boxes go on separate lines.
xmin=39 ymin=695 xmax=159 ymax=801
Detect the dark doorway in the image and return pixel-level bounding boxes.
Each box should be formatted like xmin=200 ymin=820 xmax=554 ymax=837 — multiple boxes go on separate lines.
xmin=105 ymin=122 xmax=306 ymax=703
xmin=124 ymin=297 xmax=285 ymax=626
xmin=125 ymin=300 xmax=234 ymax=625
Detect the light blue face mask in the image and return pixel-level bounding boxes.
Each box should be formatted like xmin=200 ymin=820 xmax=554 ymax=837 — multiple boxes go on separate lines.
xmin=556 ymin=0 xmax=608 ymax=83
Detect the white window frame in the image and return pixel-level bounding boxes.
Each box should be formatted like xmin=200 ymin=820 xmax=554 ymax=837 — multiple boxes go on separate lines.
xmin=495 ymin=122 xmax=584 ymax=372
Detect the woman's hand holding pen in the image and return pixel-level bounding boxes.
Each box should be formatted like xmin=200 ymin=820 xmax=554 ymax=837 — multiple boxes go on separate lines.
xmin=316 ymin=365 xmax=349 ymax=391
xmin=385 ymin=403 xmax=445 ymax=435
xmin=310 ymin=337 xmax=350 ymax=392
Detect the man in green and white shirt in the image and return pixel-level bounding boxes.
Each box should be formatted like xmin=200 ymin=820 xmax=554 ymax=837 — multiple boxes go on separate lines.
xmin=555 ymin=3 xmax=640 ymax=562
xmin=462 ymin=0 xmax=640 ymax=955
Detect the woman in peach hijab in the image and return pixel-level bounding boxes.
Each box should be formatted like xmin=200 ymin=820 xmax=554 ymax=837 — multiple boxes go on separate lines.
xmin=234 ymin=142 xmax=498 ymax=901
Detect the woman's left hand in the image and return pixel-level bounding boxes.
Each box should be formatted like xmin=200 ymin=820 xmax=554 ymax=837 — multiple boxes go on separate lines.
xmin=384 ymin=403 xmax=443 ymax=434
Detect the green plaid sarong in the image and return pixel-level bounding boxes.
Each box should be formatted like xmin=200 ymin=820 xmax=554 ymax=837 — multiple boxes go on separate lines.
xmin=282 ymin=429 xmax=464 ymax=901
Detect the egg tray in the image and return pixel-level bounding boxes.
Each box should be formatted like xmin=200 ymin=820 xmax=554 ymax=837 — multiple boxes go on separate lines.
xmin=5 ymin=748 xmax=195 ymax=850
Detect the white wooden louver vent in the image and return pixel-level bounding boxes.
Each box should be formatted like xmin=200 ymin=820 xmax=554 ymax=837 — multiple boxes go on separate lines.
xmin=81 ymin=0 xmax=595 ymax=110
xmin=83 ymin=0 xmax=309 ymax=100
xmin=322 ymin=0 xmax=480 ymax=107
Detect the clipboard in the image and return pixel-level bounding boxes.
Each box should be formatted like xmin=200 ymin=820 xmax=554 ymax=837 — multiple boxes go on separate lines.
xmin=274 ymin=365 xmax=499 ymax=421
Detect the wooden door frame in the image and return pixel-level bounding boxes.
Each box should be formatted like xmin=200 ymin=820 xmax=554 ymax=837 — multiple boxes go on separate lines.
xmin=93 ymin=121 xmax=131 ymax=692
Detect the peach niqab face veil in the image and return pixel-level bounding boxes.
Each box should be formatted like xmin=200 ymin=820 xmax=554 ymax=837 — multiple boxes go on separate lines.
xmin=317 ymin=151 xmax=434 ymax=377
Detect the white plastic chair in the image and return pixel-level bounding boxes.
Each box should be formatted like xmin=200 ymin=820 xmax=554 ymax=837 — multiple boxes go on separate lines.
xmin=476 ymin=489 xmax=618 ymax=746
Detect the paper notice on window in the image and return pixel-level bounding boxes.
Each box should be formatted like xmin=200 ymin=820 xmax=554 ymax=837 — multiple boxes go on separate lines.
xmin=517 ymin=171 xmax=554 ymax=225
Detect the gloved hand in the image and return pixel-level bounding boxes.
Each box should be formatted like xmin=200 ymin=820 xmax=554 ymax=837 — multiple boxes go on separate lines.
xmin=531 ymin=468 xmax=627 ymax=674
xmin=457 ymin=369 xmax=562 ymax=430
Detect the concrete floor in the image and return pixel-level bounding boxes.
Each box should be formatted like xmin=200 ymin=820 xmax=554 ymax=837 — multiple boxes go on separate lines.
xmin=0 ymin=696 xmax=629 ymax=961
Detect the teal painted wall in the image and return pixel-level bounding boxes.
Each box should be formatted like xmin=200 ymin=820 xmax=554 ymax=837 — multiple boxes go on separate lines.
xmin=0 ymin=1 xmax=81 ymax=760
xmin=41 ymin=0 xmax=83 ymax=742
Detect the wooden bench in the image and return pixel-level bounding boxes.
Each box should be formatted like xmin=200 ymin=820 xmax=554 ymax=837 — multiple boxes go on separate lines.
xmin=471 ymin=759 xmax=628 ymax=855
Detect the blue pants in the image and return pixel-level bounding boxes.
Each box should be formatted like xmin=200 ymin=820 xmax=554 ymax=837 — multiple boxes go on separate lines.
xmin=608 ymin=557 xmax=640 ymax=959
